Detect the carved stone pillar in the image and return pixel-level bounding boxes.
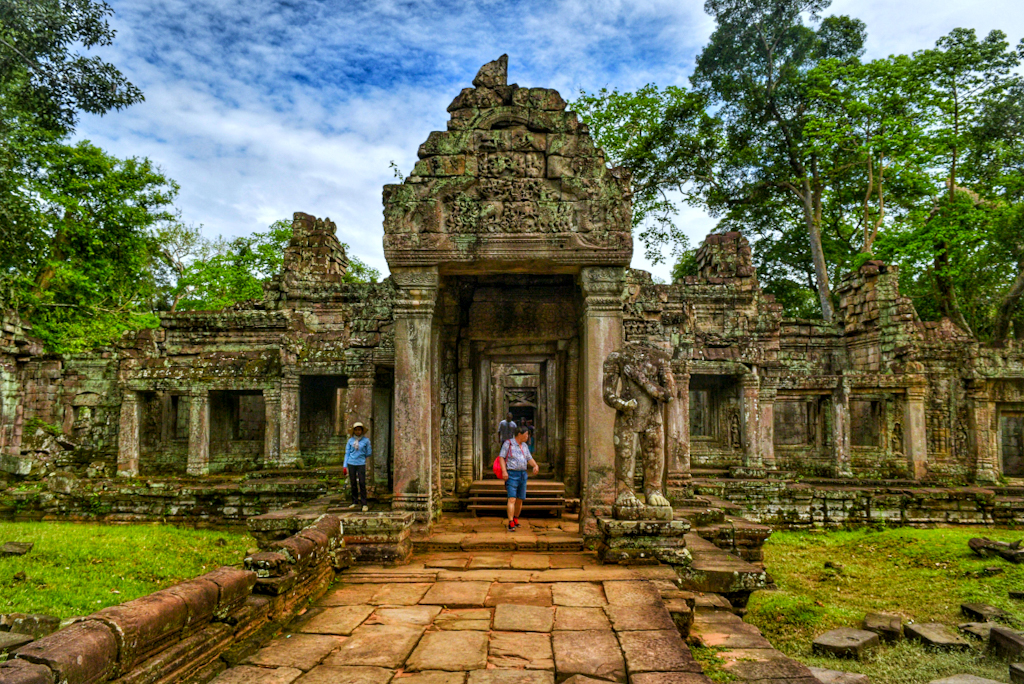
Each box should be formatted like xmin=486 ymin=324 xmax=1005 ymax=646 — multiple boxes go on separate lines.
xmin=279 ymin=376 xmax=301 ymax=467
xmin=905 ymin=378 xmax=928 ymax=480
xmin=577 ymin=266 xmax=625 ymax=539
xmin=392 ymin=267 xmax=439 ymax=521
xmin=457 ymin=340 xmax=474 ymax=493
xmin=263 ymin=387 xmax=281 ymax=467
xmin=740 ymin=373 xmax=761 ymax=469
xmin=186 ymin=389 xmax=210 ymax=476
xmin=666 ymin=365 xmax=690 ymax=503
xmin=969 ymin=379 xmax=999 ymax=483
xmin=117 ymin=390 xmax=141 ymax=477
xmin=758 ymin=379 xmax=777 ymax=471
xmin=831 ymin=378 xmax=852 ymax=478
xmin=346 ymin=372 xmax=375 ymax=492
xmin=563 ymin=337 xmax=580 ymax=497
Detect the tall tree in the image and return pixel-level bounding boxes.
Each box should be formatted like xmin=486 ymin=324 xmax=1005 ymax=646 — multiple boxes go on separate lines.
xmin=692 ymin=0 xmax=866 ymax=322
xmin=912 ymin=29 xmax=1021 ymax=333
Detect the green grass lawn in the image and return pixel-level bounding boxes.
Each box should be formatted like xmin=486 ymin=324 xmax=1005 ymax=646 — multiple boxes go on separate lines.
xmin=746 ymin=526 xmax=1024 ymax=684
xmin=0 ymin=522 xmax=254 ymax=619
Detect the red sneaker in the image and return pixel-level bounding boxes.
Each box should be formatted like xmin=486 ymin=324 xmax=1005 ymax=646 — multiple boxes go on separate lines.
xmin=512 ymin=518 xmax=520 ymax=528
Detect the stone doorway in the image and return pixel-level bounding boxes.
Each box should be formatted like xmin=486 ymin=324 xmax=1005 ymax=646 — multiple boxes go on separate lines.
xmin=1002 ymin=411 xmax=1024 ymax=477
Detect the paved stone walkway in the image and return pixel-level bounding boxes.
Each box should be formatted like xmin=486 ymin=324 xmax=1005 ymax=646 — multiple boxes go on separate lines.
xmin=212 ymin=552 xmax=711 ymax=684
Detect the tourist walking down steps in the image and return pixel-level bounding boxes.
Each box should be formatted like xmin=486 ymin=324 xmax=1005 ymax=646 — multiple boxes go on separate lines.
xmin=344 ymin=422 xmax=371 ymax=512
xmin=498 ymin=425 xmax=540 ymax=532
xmin=498 ymin=412 xmax=517 ymax=444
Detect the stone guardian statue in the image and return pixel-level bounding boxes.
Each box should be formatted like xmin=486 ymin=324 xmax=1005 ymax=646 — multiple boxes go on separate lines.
xmin=602 ymin=342 xmax=675 ymax=520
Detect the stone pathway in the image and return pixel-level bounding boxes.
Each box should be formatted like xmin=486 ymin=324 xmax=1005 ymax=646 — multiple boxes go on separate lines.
xmin=213 ymin=552 xmax=712 ymax=684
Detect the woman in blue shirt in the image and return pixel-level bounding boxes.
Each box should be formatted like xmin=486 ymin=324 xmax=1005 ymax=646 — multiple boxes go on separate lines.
xmin=344 ymin=422 xmax=371 ymax=511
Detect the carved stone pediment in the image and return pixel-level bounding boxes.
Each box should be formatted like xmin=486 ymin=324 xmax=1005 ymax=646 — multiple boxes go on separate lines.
xmin=383 ymin=56 xmax=632 ymax=272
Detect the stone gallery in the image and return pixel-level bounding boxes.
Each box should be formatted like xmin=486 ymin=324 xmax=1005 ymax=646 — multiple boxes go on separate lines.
xmin=3 ymin=56 xmax=1024 ymax=535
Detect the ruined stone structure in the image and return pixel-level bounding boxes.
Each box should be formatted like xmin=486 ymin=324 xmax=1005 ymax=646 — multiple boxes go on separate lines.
xmin=3 ymin=56 xmax=1024 ymax=533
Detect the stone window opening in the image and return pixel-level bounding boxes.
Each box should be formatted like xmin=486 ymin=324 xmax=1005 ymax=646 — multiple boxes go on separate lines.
xmin=1000 ymin=410 xmax=1024 ymax=478
xmin=774 ymin=399 xmax=815 ymax=447
xmin=299 ymin=376 xmax=349 ymax=462
xmin=850 ymin=398 xmax=882 ymax=448
xmin=168 ymin=395 xmax=189 ymax=442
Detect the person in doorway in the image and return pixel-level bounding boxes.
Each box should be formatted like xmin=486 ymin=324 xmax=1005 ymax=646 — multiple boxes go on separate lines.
xmin=344 ymin=422 xmax=371 ymax=512
xmin=498 ymin=425 xmax=539 ymax=531
xmin=498 ymin=412 xmax=517 ymax=444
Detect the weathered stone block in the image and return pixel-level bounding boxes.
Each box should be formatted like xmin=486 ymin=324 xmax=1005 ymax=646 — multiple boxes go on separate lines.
xmin=812 ymin=628 xmax=879 ymax=660
xmin=15 ymin=620 xmax=118 ymax=684
xmin=990 ymin=626 xmax=1024 ymax=661
xmin=862 ymin=612 xmax=902 ymax=642
xmin=904 ymin=623 xmax=971 ymax=651
xmin=0 ymin=659 xmax=54 ymax=684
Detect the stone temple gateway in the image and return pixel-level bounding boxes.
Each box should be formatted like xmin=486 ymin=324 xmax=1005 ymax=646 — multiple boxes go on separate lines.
xmin=3 ymin=56 xmax=1024 ymax=535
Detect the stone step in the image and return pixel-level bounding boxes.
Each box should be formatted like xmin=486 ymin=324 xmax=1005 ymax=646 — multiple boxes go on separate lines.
xmin=678 ymin=533 xmax=768 ymax=596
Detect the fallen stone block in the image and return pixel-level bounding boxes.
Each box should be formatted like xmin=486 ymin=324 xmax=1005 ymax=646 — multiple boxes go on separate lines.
xmin=863 ymin=612 xmax=902 ymax=642
xmin=959 ymin=622 xmax=994 ymax=640
xmin=0 ymin=613 xmax=60 ymax=639
xmin=927 ymin=676 xmax=1003 ymax=684
xmin=812 ymin=628 xmax=879 ymax=660
xmin=809 ymin=666 xmax=870 ymax=684
xmin=990 ymin=626 xmax=1024 ymax=661
xmin=1011 ymin=662 xmax=1024 ymax=684
xmin=0 ymin=631 xmax=33 ymax=654
xmin=904 ymin=623 xmax=972 ymax=651
xmin=15 ymin=619 xmax=118 ymax=684
xmin=962 ymin=603 xmax=1006 ymax=622
xmin=1 ymin=541 xmax=33 ymax=556
xmin=0 ymin=658 xmax=54 ymax=684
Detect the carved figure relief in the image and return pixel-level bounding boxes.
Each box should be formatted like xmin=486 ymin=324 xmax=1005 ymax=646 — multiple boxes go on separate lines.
xmin=603 ymin=342 xmax=675 ymax=519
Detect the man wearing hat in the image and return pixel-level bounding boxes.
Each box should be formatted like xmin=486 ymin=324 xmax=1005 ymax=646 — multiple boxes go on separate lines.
xmin=344 ymin=422 xmax=371 ymax=512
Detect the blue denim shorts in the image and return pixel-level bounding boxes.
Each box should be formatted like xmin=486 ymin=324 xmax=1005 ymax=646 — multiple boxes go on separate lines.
xmin=506 ymin=470 xmax=528 ymax=500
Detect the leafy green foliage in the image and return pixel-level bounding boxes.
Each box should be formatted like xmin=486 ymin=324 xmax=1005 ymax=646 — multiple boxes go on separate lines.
xmin=0 ymin=0 xmax=142 ymax=132
xmin=0 ymin=521 xmax=252 ymax=618
xmin=0 ymin=135 xmax=176 ymax=352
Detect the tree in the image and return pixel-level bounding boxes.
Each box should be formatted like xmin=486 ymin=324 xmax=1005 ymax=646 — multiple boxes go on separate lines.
xmin=3 ymin=138 xmax=178 ymax=352
xmin=692 ymin=0 xmax=867 ymax=322
xmin=911 ymin=29 xmax=1021 ymax=333
xmin=0 ymin=0 xmax=142 ymax=132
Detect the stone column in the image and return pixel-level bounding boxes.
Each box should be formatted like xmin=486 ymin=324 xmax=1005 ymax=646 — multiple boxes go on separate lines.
xmin=758 ymin=379 xmax=777 ymax=471
xmin=740 ymin=373 xmax=761 ymax=469
xmin=831 ymin=378 xmax=852 ymax=478
xmin=159 ymin=394 xmax=174 ymax=444
xmin=666 ymin=365 xmax=690 ymax=504
xmin=346 ymin=372 xmax=375 ymax=492
xmin=391 ymin=267 xmax=439 ymax=521
xmin=279 ymin=375 xmax=300 ymax=467
xmin=577 ymin=266 xmax=625 ymax=538
xmin=457 ymin=340 xmax=474 ymax=493
xmin=187 ymin=389 xmax=210 ymax=476
xmin=904 ymin=378 xmax=928 ymax=480
xmin=117 ymin=390 xmax=141 ymax=477
xmin=968 ymin=379 xmax=999 ymax=483
xmin=263 ymin=387 xmax=281 ymax=467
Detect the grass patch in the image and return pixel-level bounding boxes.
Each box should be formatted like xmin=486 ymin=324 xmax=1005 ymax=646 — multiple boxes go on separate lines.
xmin=690 ymin=645 xmax=737 ymax=683
xmin=0 ymin=521 xmax=253 ymax=619
xmin=747 ymin=526 xmax=1024 ymax=684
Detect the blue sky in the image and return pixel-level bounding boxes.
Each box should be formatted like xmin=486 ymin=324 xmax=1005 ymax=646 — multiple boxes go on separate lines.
xmin=77 ymin=0 xmax=1024 ymax=281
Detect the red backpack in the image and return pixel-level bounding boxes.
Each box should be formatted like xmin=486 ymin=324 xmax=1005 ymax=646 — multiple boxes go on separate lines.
xmin=493 ymin=440 xmax=511 ymax=478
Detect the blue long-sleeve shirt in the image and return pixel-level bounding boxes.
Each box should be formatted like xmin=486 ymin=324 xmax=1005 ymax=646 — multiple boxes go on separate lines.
xmin=344 ymin=436 xmax=371 ymax=467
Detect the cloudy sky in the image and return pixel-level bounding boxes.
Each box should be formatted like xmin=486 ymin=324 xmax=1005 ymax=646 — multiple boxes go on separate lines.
xmin=77 ymin=0 xmax=1024 ymax=281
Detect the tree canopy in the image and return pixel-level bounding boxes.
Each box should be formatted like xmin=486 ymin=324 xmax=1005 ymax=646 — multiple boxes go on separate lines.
xmin=572 ymin=1 xmax=1024 ymax=343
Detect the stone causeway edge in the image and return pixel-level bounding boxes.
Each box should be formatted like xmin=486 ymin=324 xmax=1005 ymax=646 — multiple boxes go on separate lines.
xmin=0 ymin=514 xmax=349 ymax=684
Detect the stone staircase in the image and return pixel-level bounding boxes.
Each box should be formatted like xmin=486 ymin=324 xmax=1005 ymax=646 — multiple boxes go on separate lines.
xmin=467 ymin=479 xmax=566 ymax=517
